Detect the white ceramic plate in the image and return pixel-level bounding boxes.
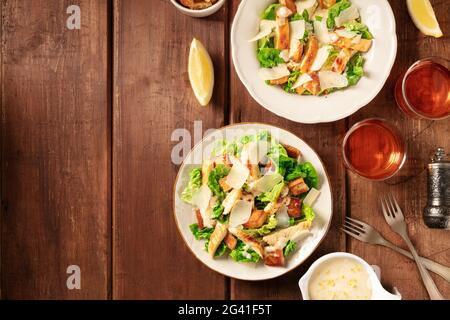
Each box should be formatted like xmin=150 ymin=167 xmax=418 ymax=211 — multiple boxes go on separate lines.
xmin=173 ymin=123 xmax=333 ymax=281
xmin=231 ymin=0 xmax=397 ymax=123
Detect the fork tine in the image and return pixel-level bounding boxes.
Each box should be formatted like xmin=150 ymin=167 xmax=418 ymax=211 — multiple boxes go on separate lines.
xmin=343 ymin=222 xmax=365 ymax=235
xmin=390 ymin=193 xmax=404 ymax=219
xmin=346 ymin=216 xmax=368 ymax=229
xmin=386 ymin=193 xmax=396 ymax=218
xmin=380 ymin=195 xmax=391 ymax=221
xmin=341 ymin=228 xmax=366 ymax=243
xmin=343 ymin=219 xmax=365 ymax=233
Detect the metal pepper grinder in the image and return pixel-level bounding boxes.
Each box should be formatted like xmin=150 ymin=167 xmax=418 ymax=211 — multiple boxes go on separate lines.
xmin=423 ymin=147 xmax=450 ymax=229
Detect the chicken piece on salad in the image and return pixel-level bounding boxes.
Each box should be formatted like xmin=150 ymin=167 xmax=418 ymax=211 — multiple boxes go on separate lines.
xmin=181 ymin=131 xmax=322 ymax=267
xmin=253 ymin=0 xmax=373 ymax=96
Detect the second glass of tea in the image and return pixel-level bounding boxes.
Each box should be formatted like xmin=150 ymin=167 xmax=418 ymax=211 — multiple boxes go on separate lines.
xmin=395 ymin=57 xmax=450 ymax=120
xmin=343 ymin=118 xmax=406 ymax=180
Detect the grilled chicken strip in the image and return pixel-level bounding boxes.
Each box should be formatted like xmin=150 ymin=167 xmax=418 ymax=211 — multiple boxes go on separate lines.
xmin=279 ymin=0 xmax=297 ymax=14
xmin=229 ymin=228 xmax=265 ymax=258
xmin=291 ymin=41 xmax=305 ymax=63
xmin=319 ymin=0 xmax=336 ymax=9
xmin=208 ymin=223 xmax=228 ymax=257
xmin=330 ymin=34 xmax=373 ymax=53
xmin=331 ymin=48 xmax=356 ymax=74
xmin=224 ymin=233 xmax=237 ymax=250
xmin=302 ymin=72 xmax=321 ymax=96
xmin=263 ymin=221 xmax=312 ymax=246
xmin=300 ymin=35 xmax=319 ymax=73
xmin=275 ymin=8 xmax=291 ymax=50
xmin=222 ymin=188 xmax=242 ymax=215
xmin=269 ymin=75 xmax=290 ymax=85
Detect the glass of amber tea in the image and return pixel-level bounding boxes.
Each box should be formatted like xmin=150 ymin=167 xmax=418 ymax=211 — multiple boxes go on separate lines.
xmin=342 ymin=118 xmax=407 ymax=180
xmin=395 ymin=57 xmax=450 ymax=120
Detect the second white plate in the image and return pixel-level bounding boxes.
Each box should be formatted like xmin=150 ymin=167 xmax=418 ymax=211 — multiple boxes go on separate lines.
xmin=231 ymin=0 xmax=397 ymax=123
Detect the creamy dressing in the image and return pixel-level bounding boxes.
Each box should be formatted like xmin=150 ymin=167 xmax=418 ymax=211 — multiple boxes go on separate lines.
xmin=308 ymin=258 xmax=372 ymax=300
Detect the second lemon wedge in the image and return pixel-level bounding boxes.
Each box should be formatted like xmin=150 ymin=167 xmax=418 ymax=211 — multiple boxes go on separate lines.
xmin=188 ymin=38 xmax=214 ymax=106
xmin=407 ymin=0 xmax=443 ymax=38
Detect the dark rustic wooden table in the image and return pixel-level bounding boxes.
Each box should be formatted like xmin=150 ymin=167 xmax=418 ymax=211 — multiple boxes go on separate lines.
xmin=1 ymin=0 xmax=449 ymax=300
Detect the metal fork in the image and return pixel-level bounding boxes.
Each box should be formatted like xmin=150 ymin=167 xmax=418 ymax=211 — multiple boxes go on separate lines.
xmin=342 ymin=217 xmax=450 ymax=282
xmin=381 ymin=194 xmax=444 ymax=300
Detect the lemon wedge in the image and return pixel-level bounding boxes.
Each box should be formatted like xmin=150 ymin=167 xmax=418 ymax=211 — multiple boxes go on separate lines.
xmin=407 ymin=0 xmax=443 ymax=38
xmin=188 ymin=38 xmax=214 ymax=106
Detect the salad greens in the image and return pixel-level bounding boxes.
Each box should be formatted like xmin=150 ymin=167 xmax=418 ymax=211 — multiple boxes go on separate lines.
xmin=190 ymin=223 xmax=214 ymax=241
xmin=327 ymin=0 xmax=351 ymax=29
xmin=261 ymin=4 xmax=280 ymax=20
xmin=283 ymin=240 xmax=297 ymax=256
xmin=257 ymin=46 xmax=284 ymax=68
xmin=253 ymin=0 xmax=373 ymax=96
xmin=230 ymin=241 xmax=261 ymax=263
xmin=289 ymin=203 xmax=316 ymax=226
xmin=181 ymin=168 xmax=202 ymax=204
xmin=343 ymin=21 xmax=373 ymax=40
xmin=208 ymin=164 xmax=230 ymax=201
xmin=183 ymin=131 xmax=320 ymax=267
xmin=244 ymin=214 xmax=278 ymax=237
xmin=345 ymin=52 xmax=364 ymax=86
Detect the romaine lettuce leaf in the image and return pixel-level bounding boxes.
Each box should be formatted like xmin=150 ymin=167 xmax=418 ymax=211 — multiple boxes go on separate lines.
xmin=181 ymin=168 xmax=202 ymax=204
xmin=283 ymin=70 xmax=301 ymax=93
xmin=204 ymin=240 xmax=228 ymax=257
xmin=285 ymin=162 xmax=319 ymax=189
xmin=289 ymin=202 xmax=316 ymax=226
xmin=345 ymin=52 xmax=364 ymax=86
xmin=229 ymin=241 xmax=261 ymax=263
xmin=257 ymin=47 xmax=284 ymax=68
xmin=343 ymin=21 xmax=373 ymax=39
xmin=189 ymin=223 xmax=214 ymax=240
xmin=244 ymin=214 xmax=278 ymax=237
xmin=257 ymin=182 xmax=285 ymax=203
xmin=290 ymin=9 xmax=310 ymax=22
xmin=267 ymin=144 xmax=297 ymax=176
xmin=261 ymin=4 xmax=280 ymax=20
xmin=327 ymin=0 xmax=351 ymax=29
xmin=207 ymin=164 xmax=230 ymax=201
xmin=283 ymin=240 xmax=297 ymax=256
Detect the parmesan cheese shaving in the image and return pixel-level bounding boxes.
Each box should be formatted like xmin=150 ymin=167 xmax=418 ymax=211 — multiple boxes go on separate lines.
xmin=258 ymin=64 xmax=291 ymax=81
xmin=335 ymin=5 xmax=360 ymax=27
xmin=318 ymin=71 xmax=348 ymax=90
xmin=314 ymin=20 xmax=330 ymax=44
xmin=292 ymin=73 xmax=313 ymax=89
xmin=310 ymin=45 xmax=331 ymax=71
xmin=303 ymin=187 xmax=321 ymax=206
xmin=229 ymin=200 xmax=253 ymax=228
xmin=225 ymin=159 xmax=249 ymax=190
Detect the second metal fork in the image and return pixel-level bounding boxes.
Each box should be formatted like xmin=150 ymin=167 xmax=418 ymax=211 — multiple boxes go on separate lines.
xmin=381 ymin=194 xmax=444 ymax=300
xmin=342 ymin=216 xmax=450 ymax=282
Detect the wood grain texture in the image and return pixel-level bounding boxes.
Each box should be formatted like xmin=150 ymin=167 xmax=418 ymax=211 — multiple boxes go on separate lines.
xmin=112 ymin=0 xmax=228 ymax=299
xmin=1 ymin=0 xmax=110 ymax=299
xmin=347 ymin=0 xmax=450 ymax=300
xmin=228 ymin=0 xmax=347 ymax=300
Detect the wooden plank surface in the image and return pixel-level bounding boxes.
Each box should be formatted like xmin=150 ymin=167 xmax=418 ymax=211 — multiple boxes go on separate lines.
xmin=1 ymin=0 xmax=110 ymax=299
xmin=347 ymin=0 xmax=450 ymax=300
xmin=0 ymin=0 xmax=449 ymax=300
xmin=228 ymin=0 xmax=347 ymax=300
xmin=112 ymin=0 xmax=228 ymax=299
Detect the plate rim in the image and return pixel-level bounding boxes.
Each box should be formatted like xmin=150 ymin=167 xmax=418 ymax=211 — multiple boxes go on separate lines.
xmin=230 ymin=0 xmax=398 ymax=124
xmin=172 ymin=122 xmax=334 ymax=281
